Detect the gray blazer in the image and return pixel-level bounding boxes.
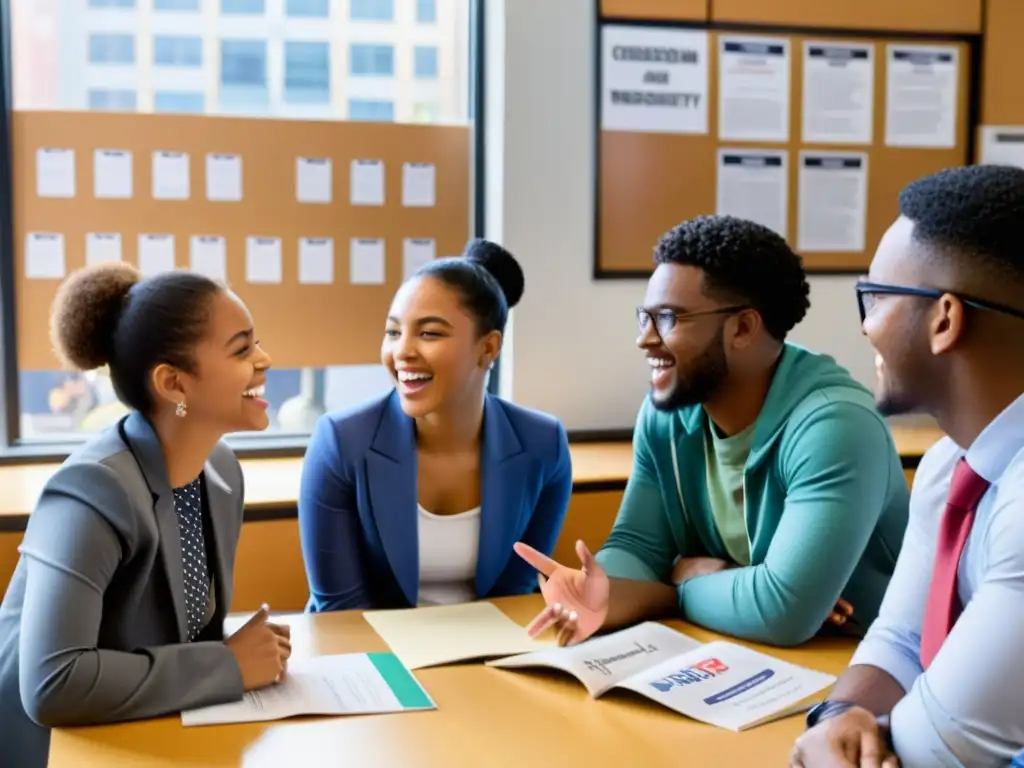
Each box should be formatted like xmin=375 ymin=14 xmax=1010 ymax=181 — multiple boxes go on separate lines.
xmin=0 ymin=412 xmax=246 ymax=767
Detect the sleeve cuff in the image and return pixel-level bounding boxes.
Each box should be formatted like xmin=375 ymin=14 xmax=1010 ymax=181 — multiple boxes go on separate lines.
xmin=595 ymin=548 xmax=661 ymax=582
xmin=849 ymin=636 xmax=923 ymax=694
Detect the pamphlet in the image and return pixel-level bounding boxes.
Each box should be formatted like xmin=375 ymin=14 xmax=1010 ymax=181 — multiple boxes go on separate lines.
xmin=180 ymin=652 xmax=434 ymax=726
xmin=487 ymin=622 xmax=835 ymax=731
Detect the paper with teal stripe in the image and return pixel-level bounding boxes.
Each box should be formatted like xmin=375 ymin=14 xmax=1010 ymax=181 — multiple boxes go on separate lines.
xmin=368 ymin=652 xmax=434 ymax=709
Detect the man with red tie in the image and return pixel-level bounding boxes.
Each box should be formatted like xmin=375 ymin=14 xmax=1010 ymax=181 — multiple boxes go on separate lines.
xmin=790 ymin=164 xmax=1024 ymax=767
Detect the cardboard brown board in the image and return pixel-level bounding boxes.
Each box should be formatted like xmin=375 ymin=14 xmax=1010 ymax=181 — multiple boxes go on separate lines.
xmin=710 ymin=0 xmax=982 ymax=35
xmin=600 ymin=0 xmax=708 ymax=22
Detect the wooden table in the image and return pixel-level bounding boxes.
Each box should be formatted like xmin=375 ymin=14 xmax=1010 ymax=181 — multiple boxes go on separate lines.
xmin=48 ymin=596 xmax=858 ymax=767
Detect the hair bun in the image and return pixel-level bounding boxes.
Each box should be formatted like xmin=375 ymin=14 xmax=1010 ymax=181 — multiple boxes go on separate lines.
xmin=463 ymin=238 xmax=525 ymax=309
xmin=49 ymin=261 xmax=141 ymax=370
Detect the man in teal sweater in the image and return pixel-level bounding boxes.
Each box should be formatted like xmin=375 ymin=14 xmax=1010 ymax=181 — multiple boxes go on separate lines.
xmin=516 ymin=215 xmax=910 ymax=648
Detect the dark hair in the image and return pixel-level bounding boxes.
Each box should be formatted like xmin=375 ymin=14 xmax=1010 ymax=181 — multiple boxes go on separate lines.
xmin=414 ymin=238 xmax=525 ymax=335
xmin=653 ymin=214 xmax=810 ymax=341
xmin=49 ymin=262 xmax=223 ymax=414
xmin=899 ymin=164 xmax=1024 ymax=283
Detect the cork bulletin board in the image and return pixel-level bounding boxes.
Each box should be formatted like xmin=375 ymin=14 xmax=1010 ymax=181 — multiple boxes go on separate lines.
xmin=12 ymin=111 xmax=471 ymax=370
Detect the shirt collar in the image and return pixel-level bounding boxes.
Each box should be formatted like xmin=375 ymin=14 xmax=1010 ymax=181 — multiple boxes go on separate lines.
xmin=965 ymin=393 xmax=1024 ymax=482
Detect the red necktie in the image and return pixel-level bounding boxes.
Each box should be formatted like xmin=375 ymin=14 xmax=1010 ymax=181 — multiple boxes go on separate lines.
xmin=919 ymin=457 xmax=991 ymax=669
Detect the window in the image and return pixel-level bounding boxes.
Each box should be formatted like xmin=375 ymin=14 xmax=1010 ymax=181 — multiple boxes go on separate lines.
xmin=220 ymin=39 xmax=269 ymax=109
xmin=154 ymin=0 xmax=200 ymax=9
xmin=153 ymin=36 xmax=203 ymax=67
xmin=8 ymin=0 xmax=476 ymax=449
xmin=414 ymin=46 xmax=438 ymax=79
xmin=349 ymin=44 xmax=393 ymax=77
xmin=221 ymin=0 xmax=265 ymax=14
xmin=88 ymin=89 xmax=137 ymax=110
xmin=286 ymin=0 xmax=328 ymax=16
xmin=88 ymin=34 xmax=135 ymax=65
xmin=348 ymin=98 xmax=394 ymax=121
xmin=350 ymin=0 xmax=392 ymax=21
xmin=154 ymin=91 xmax=205 ymax=112
xmin=416 ymin=0 xmax=436 ymax=23
xmin=284 ymin=42 xmax=330 ymax=104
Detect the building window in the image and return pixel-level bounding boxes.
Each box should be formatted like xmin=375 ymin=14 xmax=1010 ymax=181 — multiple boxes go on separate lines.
xmin=350 ymin=0 xmax=392 ymax=21
xmin=88 ymin=89 xmax=137 ymax=110
xmin=154 ymin=0 xmax=199 ymax=9
xmin=348 ymin=99 xmax=394 ymax=121
xmin=414 ymin=46 xmax=438 ymax=79
xmin=221 ymin=0 xmax=265 ymax=14
xmin=286 ymin=0 xmax=328 ymax=17
xmin=88 ymin=0 xmax=135 ymax=8
xmin=88 ymin=34 xmax=135 ymax=65
xmin=220 ymin=39 xmax=269 ymax=109
xmin=153 ymin=36 xmax=203 ymax=67
xmin=349 ymin=44 xmax=393 ymax=76
xmin=412 ymin=101 xmax=439 ymax=123
xmin=154 ymin=91 xmax=205 ymax=113
xmin=416 ymin=0 xmax=436 ymax=23
xmin=284 ymin=42 xmax=330 ymax=104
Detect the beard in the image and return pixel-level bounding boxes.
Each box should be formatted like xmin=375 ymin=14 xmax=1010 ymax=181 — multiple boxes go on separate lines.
xmin=650 ymin=328 xmax=729 ymax=411
xmin=875 ymin=379 xmax=926 ymax=417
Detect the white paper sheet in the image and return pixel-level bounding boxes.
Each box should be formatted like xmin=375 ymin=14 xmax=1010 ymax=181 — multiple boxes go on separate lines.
xmin=402 ymin=163 xmax=435 ymax=207
xmin=351 ymin=159 xmax=385 ymax=205
xmin=190 ymin=235 xmax=227 ymax=280
xmin=716 ymin=149 xmax=788 ymax=240
xmin=403 ymin=238 xmax=436 ymax=279
xmin=802 ymin=42 xmax=874 ymax=144
xmin=718 ymin=36 xmax=790 ymax=142
xmin=86 ymin=232 xmax=123 ymax=265
xmin=206 ymin=153 xmax=243 ymax=201
xmin=181 ymin=653 xmax=435 ymax=726
xmin=797 ymin=152 xmax=868 ymax=253
xmin=93 ymin=149 xmax=133 ymax=199
xmin=297 ymin=157 xmax=332 ymax=204
xmin=884 ymin=45 xmax=959 ymax=148
xmin=153 ymin=151 xmax=190 ymax=200
xmin=138 ymin=234 xmax=176 ymax=276
xmin=600 ymin=25 xmax=709 ymax=134
xmin=246 ymin=236 xmax=283 ymax=284
xmin=299 ymin=237 xmax=334 ymax=284
xmin=36 ymin=148 xmax=75 ymax=198
xmin=979 ymin=126 xmax=1024 ymax=168
xmin=25 ymin=233 xmax=66 ymax=279
xmin=350 ymin=238 xmax=386 ymax=285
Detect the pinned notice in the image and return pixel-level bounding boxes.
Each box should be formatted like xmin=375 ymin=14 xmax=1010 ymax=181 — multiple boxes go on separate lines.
xmin=718 ymin=36 xmax=790 ymax=142
xmin=402 ymin=163 xmax=435 ymax=207
xmin=797 ymin=152 xmax=868 ymax=253
xmin=36 ymin=148 xmax=75 ymax=198
xmin=716 ymin=150 xmax=788 ymax=240
xmin=350 ymin=238 xmax=386 ymax=285
xmin=297 ymin=157 xmax=332 ymax=204
xmin=403 ymin=238 xmax=435 ymax=279
xmin=206 ymin=153 xmax=243 ymax=201
xmin=153 ymin=151 xmax=190 ymax=200
xmin=94 ymin=149 xmax=133 ymax=199
xmin=980 ymin=126 xmax=1024 ymax=168
xmin=299 ymin=237 xmax=334 ymax=284
xmin=600 ymin=24 xmax=709 ymax=134
xmin=138 ymin=234 xmax=176 ymax=277
xmin=190 ymin=235 xmax=227 ymax=281
xmin=802 ymin=42 xmax=874 ymax=145
xmin=351 ymin=159 xmax=385 ymax=206
xmin=86 ymin=233 xmax=123 ymax=265
xmin=885 ymin=45 xmax=958 ymax=148
xmin=25 ymin=233 xmax=66 ymax=279
xmin=246 ymin=237 xmax=283 ymax=284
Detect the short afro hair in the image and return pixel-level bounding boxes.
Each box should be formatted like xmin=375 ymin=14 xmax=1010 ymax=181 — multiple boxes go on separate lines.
xmin=653 ymin=214 xmax=810 ymax=341
xmin=899 ymin=164 xmax=1024 ymax=283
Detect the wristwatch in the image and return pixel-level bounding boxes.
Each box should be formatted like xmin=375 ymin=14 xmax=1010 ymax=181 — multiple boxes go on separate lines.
xmin=805 ymin=701 xmax=895 ymax=752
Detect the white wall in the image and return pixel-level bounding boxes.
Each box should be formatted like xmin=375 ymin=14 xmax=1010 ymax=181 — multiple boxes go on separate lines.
xmin=485 ymin=0 xmax=876 ymax=431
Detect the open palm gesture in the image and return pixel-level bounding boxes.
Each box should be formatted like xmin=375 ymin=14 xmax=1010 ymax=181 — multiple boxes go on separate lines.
xmin=514 ymin=539 xmax=610 ymax=646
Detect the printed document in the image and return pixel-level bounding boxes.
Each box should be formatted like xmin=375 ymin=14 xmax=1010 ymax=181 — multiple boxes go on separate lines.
xmin=487 ymin=622 xmax=835 ymax=731
xmin=181 ymin=652 xmax=434 ymax=726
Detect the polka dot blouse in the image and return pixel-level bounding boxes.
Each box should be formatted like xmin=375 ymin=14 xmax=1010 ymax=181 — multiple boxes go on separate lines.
xmin=173 ymin=476 xmax=210 ymax=642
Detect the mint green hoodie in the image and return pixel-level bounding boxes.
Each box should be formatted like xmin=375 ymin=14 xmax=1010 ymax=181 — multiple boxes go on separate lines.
xmin=595 ymin=343 xmax=910 ymax=647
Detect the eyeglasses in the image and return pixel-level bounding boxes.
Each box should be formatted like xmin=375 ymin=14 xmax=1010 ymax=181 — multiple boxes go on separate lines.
xmin=855 ymin=281 xmax=1024 ymax=324
xmin=637 ymin=305 xmax=749 ymax=337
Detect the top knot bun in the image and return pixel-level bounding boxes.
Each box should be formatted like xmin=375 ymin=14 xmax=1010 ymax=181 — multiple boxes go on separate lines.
xmin=49 ymin=261 xmax=141 ymax=370
xmin=463 ymin=238 xmax=525 ymax=309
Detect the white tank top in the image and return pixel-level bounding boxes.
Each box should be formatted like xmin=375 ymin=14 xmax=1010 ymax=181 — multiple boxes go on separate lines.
xmin=416 ymin=505 xmax=481 ymax=606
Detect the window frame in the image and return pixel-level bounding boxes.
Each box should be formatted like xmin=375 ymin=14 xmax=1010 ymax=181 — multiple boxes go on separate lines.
xmin=0 ymin=0 xmax=485 ymax=461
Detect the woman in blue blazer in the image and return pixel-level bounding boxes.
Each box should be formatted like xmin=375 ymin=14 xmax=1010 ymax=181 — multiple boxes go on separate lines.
xmin=298 ymin=239 xmax=572 ymax=611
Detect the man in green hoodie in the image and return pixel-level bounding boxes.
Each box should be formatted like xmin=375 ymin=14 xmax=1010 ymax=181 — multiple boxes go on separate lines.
xmin=515 ymin=215 xmax=910 ymax=648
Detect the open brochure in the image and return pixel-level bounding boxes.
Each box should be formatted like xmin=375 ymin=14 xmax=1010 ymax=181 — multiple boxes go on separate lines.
xmin=486 ymin=622 xmax=836 ymax=731
xmin=181 ymin=652 xmax=435 ymax=726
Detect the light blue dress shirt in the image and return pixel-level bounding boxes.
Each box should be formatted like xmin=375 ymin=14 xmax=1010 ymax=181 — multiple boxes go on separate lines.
xmin=849 ymin=394 xmax=1024 ymax=768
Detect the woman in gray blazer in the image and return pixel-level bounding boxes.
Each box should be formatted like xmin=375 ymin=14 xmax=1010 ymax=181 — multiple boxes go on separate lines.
xmin=0 ymin=262 xmax=291 ymax=767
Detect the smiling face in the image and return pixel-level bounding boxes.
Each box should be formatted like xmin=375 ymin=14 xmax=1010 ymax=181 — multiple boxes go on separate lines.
xmin=154 ymin=290 xmax=273 ymax=433
xmin=638 ymin=263 xmax=737 ymax=410
xmin=381 ymin=276 xmax=500 ymax=419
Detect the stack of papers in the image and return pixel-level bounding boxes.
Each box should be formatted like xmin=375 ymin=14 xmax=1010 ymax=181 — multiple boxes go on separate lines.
xmin=180 ymin=652 xmax=434 ymax=726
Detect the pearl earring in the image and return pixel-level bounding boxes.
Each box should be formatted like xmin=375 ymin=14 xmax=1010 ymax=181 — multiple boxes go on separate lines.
xmin=175 ymin=401 xmax=187 ymax=418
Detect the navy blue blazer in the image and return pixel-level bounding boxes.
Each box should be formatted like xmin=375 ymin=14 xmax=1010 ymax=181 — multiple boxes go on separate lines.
xmin=298 ymin=389 xmax=573 ymax=611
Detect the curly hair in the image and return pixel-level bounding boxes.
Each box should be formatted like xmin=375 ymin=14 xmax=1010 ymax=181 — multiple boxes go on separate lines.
xmin=49 ymin=262 xmax=223 ymax=414
xmin=653 ymin=214 xmax=810 ymax=340
xmin=899 ymin=164 xmax=1024 ymax=284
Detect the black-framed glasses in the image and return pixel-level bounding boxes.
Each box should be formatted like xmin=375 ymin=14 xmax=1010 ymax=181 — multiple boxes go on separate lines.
xmin=637 ymin=305 xmax=749 ymax=337
xmin=855 ymin=281 xmax=1024 ymax=324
